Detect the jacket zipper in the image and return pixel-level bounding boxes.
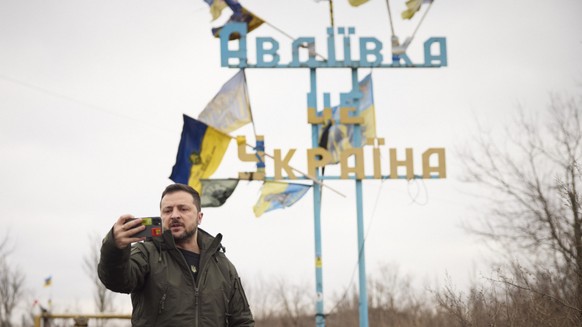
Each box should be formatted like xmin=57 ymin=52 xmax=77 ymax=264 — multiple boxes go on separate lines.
xmin=195 ymin=287 xmax=200 ymax=327
xmin=173 ymin=233 xmax=223 ymax=326
xmin=178 ymin=250 xmax=199 ymax=326
xmin=158 ymin=293 xmax=167 ymax=314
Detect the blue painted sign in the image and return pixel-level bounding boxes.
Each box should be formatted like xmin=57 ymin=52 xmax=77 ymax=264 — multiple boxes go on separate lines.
xmin=220 ymin=23 xmax=447 ymax=68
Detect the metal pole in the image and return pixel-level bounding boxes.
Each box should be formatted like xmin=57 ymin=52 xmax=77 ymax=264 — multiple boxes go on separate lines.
xmin=355 ymin=180 xmax=368 ymax=326
xmin=351 ymin=68 xmax=369 ymax=327
xmin=329 ymin=0 xmax=335 ymax=28
xmin=314 ymin=180 xmax=325 ymax=327
xmin=309 ymin=67 xmax=325 ymax=327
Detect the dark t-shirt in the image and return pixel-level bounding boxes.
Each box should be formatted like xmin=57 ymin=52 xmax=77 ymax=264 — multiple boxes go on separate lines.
xmin=178 ymin=248 xmax=200 ymax=282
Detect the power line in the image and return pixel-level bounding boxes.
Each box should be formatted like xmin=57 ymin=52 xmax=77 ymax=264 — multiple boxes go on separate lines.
xmin=0 ymin=73 xmax=173 ymax=135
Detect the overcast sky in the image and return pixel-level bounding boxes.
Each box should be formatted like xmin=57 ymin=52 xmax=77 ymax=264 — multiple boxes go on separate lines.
xmin=1 ymin=0 xmax=582 ymax=318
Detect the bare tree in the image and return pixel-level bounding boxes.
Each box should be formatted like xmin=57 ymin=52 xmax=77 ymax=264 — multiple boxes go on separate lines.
xmin=247 ymin=277 xmax=314 ymax=327
xmin=458 ymin=94 xmax=582 ymax=320
xmin=244 ymin=275 xmax=278 ymax=322
xmin=273 ymin=279 xmax=312 ymax=326
xmin=0 ymin=234 xmax=25 ymax=327
xmin=83 ymin=233 xmax=114 ymax=327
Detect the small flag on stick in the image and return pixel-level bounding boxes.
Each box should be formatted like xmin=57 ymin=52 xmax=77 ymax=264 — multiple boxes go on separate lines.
xmin=43 ymin=276 xmax=52 ymax=287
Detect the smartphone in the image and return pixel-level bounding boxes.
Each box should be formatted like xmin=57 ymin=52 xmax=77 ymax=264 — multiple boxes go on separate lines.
xmin=129 ymin=217 xmax=162 ymax=238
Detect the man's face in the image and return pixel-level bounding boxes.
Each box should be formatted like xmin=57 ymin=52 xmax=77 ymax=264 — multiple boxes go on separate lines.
xmin=160 ymin=190 xmax=202 ymax=243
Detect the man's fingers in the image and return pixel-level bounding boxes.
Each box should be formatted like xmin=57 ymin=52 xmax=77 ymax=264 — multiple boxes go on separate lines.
xmin=113 ymin=214 xmax=146 ymax=249
xmin=124 ymin=218 xmax=144 ymax=230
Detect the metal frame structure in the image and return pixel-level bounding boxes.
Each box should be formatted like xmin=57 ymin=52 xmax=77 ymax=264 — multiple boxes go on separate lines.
xmin=219 ymin=23 xmax=447 ymax=327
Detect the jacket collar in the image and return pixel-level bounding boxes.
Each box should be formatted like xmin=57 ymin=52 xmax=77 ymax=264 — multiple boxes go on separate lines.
xmin=155 ymin=228 xmax=224 ymax=254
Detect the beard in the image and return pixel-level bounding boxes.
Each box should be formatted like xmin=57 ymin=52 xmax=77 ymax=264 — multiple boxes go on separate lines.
xmin=174 ymin=227 xmax=196 ymax=245
xmin=169 ymin=219 xmax=197 ymax=245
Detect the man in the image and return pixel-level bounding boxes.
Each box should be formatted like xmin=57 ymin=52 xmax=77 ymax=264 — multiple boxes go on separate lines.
xmin=98 ymin=183 xmax=254 ymax=326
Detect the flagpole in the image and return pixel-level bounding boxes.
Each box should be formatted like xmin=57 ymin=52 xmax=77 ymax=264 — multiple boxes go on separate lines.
xmin=385 ymin=0 xmax=396 ymax=37
xmin=329 ymin=0 xmax=335 ymax=28
xmin=410 ymin=1 xmax=433 ymax=40
xmin=351 ymin=67 xmax=369 ymax=327
xmin=241 ymin=69 xmax=258 ymax=138
xmin=398 ymin=0 xmax=435 ymax=51
xmin=309 ymin=67 xmax=326 ymax=327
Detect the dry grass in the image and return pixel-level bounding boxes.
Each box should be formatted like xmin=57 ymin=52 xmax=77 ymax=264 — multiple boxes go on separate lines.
xmin=251 ymin=263 xmax=581 ymax=327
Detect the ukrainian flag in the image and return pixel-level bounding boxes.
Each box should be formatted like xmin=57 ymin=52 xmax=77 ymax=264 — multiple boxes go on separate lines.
xmin=319 ymin=73 xmax=376 ymax=164
xmin=198 ymin=70 xmax=251 ymax=134
xmin=253 ymin=182 xmax=311 ymax=217
xmin=170 ymin=115 xmax=231 ymax=192
xmin=203 ymin=0 xmax=228 ymax=21
xmin=211 ymin=7 xmax=264 ymax=40
xmin=44 ymin=276 xmax=52 ymax=287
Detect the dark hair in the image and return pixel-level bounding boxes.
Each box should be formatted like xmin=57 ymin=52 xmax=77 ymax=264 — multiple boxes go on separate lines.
xmin=160 ymin=183 xmax=201 ymax=211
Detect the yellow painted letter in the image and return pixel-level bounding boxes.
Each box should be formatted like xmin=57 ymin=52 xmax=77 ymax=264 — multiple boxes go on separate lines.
xmin=274 ymin=148 xmax=297 ymax=180
xmin=340 ymin=148 xmax=365 ymax=179
xmin=307 ymin=148 xmax=332 ymax=178
xmin=422 ymin=148 xmax=446 ymax=178
xmin=389 ymin=148 xmax=414 ymax=179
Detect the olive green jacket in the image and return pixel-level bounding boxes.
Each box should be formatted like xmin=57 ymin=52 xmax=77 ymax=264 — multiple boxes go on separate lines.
xmin=98 ymin=228 xmax=254 ymax=327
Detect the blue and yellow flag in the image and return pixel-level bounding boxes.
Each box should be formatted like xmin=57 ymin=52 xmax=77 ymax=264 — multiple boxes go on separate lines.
xmin=402 ymin=0 xmax=433 ymax=20
xmin=44 ymin=276 xmax=52 ymax=287
xmin=319 ymin=73 xmax=376 ymax=164
xmin=212 ymin=4 xmax=264 ymax=40
xmin=170 ymin=115 xmax=231 ymax=192
xmin=348 ymin=0 xmax=370 ymax=6
xmin=198 ymin=70 xmax=251 ymax=134
xmin=203 ymin=0 xmax=228 ymax=21
xmin=253 ymin=182 xmax=311 ymax=217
